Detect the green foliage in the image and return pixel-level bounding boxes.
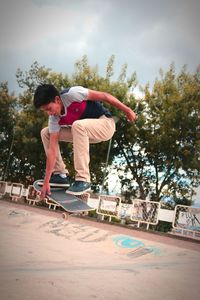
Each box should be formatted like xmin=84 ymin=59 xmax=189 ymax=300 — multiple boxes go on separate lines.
xmin=1 ymin=57 xmax=199 ymax=210
xmin=151 ymin=221 xmax=172 ymax=233
xmin=0 ymin=82 xmax=20 ymax=181
xmin=115 ymin=63 xmax=200 ymax=205
xmin=16 ymin=61 xmax=71 ymax=93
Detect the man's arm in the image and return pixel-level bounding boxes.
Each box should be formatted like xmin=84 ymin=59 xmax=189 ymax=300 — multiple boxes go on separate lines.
xmin=40 ymin=132 xmax=59 ymax=199
xmin=88 ymin=89 xmax=137 ymax=122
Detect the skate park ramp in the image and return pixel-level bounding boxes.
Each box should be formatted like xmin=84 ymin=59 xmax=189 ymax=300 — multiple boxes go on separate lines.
xmin=0 ymin=201 xmax=200 ymax=300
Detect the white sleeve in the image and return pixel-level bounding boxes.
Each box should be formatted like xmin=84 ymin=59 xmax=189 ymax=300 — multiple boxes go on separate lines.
xmin=67 ymin=86 xmax=89 ymax=102
xmin=48 ymin=116 xmax=61 ymax=133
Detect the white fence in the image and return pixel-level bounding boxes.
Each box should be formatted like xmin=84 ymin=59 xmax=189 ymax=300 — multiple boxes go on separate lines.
xmin=172 ymin=205 xmax=200 ymax=240
xmin=97 ymin=195 xmax=122 ymax=222
xmin=0 ymin=181 xmax=200 ymax=240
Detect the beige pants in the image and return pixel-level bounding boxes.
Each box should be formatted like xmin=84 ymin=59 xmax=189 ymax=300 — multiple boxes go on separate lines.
xmin=41 ymin=116 xmax=116 ymax=182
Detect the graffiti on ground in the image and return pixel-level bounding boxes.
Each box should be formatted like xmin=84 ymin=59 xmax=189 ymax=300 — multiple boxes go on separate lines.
xmin=112 ymin=235 xmax=161 ymax=258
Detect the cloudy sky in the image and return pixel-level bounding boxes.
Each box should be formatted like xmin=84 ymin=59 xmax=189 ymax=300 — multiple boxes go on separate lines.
xmin=0 ymin=0 xmax=200 ymax=94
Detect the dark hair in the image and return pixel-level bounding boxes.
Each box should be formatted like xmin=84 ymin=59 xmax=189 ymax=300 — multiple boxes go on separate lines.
xmin=33 ymin=84 xmax=60 ymax=108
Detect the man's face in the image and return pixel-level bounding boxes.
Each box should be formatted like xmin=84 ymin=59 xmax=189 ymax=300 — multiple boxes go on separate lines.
xmin=41 ymin=96 xmax=63 ymax=117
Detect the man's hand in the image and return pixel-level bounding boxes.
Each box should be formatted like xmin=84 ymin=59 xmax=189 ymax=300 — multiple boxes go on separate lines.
xmin=125 ymin=108 xmax=137 ymax=122
xmin=40 ymin=181 xmax=51 ymax=200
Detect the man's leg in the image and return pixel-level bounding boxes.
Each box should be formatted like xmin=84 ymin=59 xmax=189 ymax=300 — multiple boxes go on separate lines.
xmin=71 ymin=116 xmax=116 ymax=183
xmin=41 ymin=118 xmax=115 ymax=193
xmin=41 ymin=127 xmax=73 ymax=175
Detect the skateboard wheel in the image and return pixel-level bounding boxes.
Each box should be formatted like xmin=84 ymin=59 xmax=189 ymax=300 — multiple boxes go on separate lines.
xmin=62 ymin=212 xmax=70 ymax=220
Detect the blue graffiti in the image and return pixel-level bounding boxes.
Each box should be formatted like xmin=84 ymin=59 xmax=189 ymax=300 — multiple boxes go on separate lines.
xmin=112 ymin=235 xmax=144 ymax=249
xmin=112 ymin=235 xmax=162 ymax=257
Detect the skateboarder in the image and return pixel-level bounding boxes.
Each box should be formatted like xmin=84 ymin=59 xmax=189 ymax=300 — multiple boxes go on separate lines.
xmin=33 ymin=85 xmax=136 ymax=198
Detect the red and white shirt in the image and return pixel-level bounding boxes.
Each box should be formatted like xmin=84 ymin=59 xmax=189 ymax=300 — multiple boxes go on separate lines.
xmin=48 ymin=86 xmax=111 ymax=133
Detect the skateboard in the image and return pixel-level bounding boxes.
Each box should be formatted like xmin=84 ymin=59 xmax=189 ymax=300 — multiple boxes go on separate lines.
xmin=33 ymin=180 xmax=94 ymax=219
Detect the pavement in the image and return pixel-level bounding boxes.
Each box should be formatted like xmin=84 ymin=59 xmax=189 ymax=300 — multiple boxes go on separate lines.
xmin=0 ymin=200 xmax=200 ymax=300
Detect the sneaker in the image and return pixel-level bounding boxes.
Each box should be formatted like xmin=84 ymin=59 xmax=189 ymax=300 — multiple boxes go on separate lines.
xmin=66 ymin=181 xmax=91 ymax=195
xmin=49 ymin=174 xmax=70 ymax=187
xmin=38 ymin=174 xmax=70 ymax=187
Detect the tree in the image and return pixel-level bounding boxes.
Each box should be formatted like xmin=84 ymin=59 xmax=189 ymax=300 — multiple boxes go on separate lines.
xmin=115 ymin=64 xmax=200 ymax=206
xmin=0 ymin=82 xmax=18 ymax=180
xmin=3 ymin=57 xmax=199 ymax=206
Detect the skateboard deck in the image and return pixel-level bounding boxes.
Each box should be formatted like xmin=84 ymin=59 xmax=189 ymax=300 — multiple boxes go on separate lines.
xmin=33 ymin=180 xmax=93 ymax=215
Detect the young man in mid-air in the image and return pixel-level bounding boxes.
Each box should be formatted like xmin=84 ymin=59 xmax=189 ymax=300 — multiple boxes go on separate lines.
xmin=33 ymin=85 xmax=136 ymax=198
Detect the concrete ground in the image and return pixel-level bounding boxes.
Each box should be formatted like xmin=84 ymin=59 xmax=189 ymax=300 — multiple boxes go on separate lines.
xmin=0 ymin=200 xmax=200 ymax=300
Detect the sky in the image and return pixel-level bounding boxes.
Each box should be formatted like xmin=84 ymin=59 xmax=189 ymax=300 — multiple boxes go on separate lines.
xmin=0 ymin=0 xmax=200 ymax=95
xmin=0 ymin=0 xmax=200 ymax=204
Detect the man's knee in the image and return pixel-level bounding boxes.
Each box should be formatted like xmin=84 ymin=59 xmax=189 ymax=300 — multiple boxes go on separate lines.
xmin=71 ymin=121 xmax=85 ymax=133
